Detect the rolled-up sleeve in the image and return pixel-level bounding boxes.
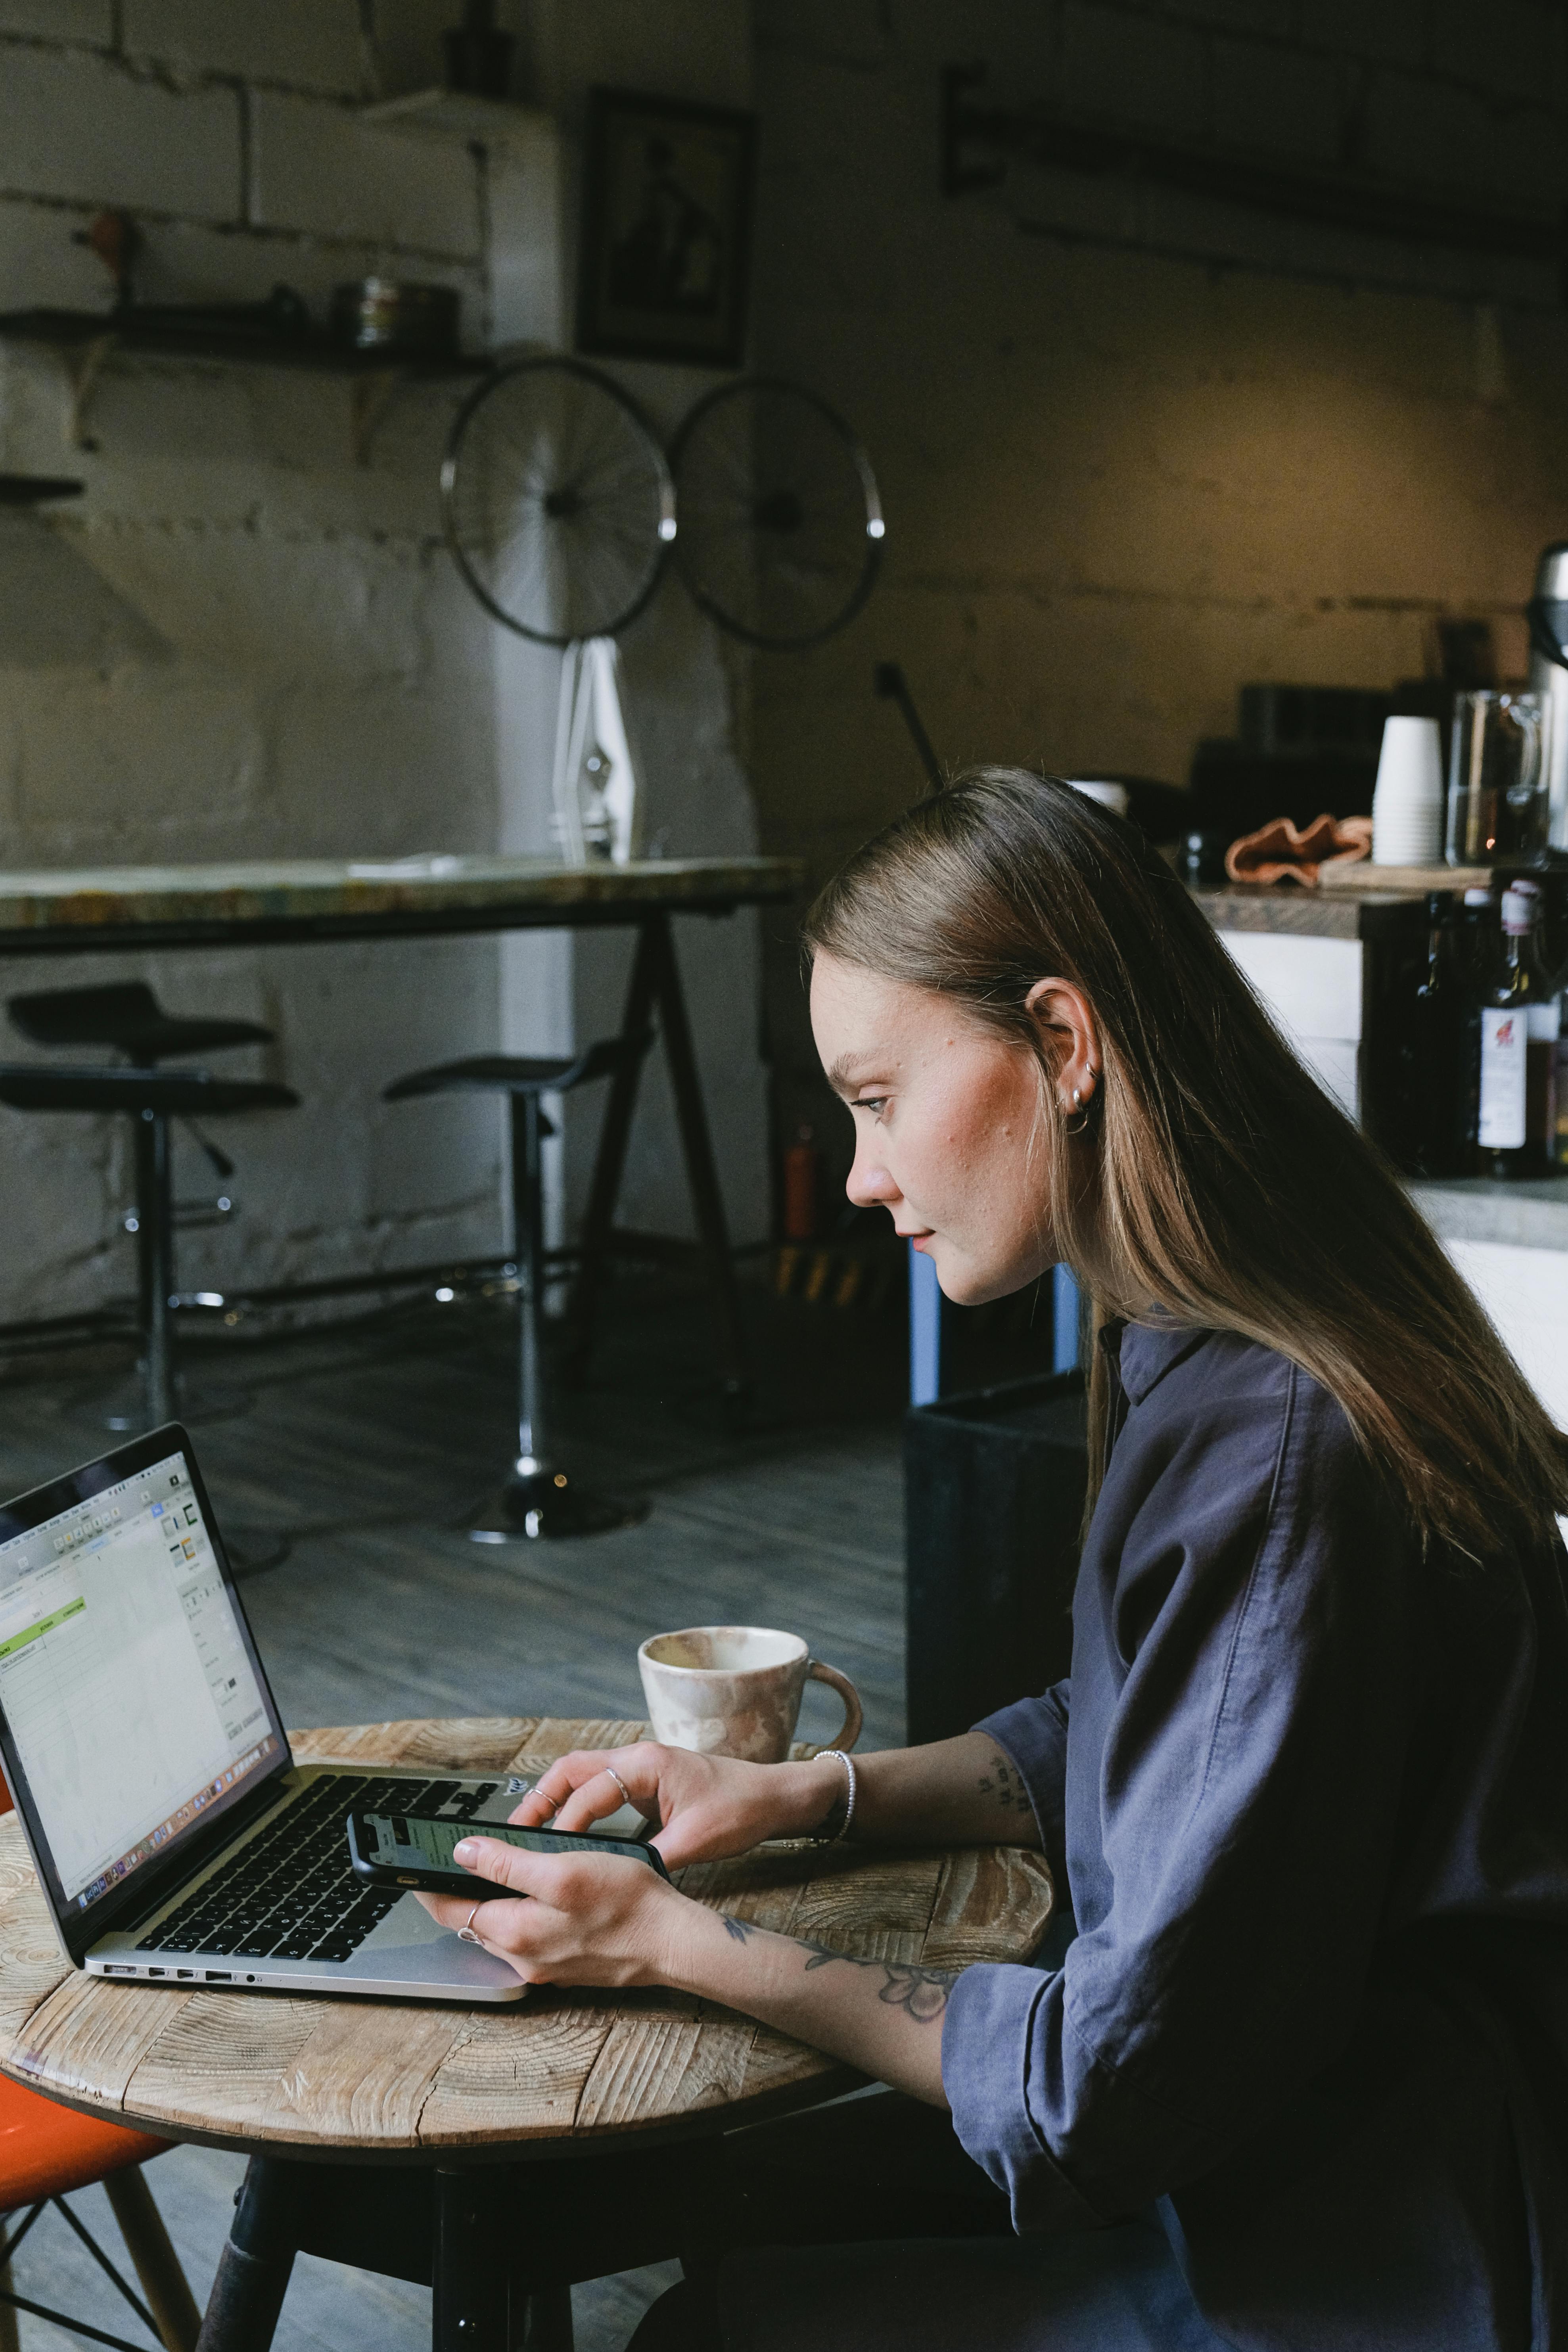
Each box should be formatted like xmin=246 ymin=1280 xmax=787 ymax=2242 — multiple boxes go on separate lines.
xmin=941 ymin=1361 xmax=1415 ymax=2233
xmin=976 ymin=1682 xmax=1070 ymax=1884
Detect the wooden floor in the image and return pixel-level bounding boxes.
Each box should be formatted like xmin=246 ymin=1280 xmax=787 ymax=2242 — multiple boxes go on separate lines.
xmin=0 ymin=1268 xmax=1050 ymax=2351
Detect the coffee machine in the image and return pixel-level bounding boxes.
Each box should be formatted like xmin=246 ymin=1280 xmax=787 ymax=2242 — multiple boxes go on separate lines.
xmin=1526 ymin=541 xmax=1568 ymax=847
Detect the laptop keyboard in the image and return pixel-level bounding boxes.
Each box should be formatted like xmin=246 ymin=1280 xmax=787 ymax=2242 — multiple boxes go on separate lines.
xmin=135 ymin=1771 xmax=501 ymax=1967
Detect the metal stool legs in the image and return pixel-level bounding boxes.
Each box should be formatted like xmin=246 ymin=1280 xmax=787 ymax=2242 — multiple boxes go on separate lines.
xmin=466 ymin=1095 xmax=647 ymax=1544
xmin=110 ymin=1106 xmax=176 ymax=1432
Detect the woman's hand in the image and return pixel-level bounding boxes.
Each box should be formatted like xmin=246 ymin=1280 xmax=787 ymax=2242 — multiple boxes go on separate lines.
xmin=512 ymin=1741 xmax=843 ymax=1867
xmin=418 ymin=1836 xmax=692 ymax=1988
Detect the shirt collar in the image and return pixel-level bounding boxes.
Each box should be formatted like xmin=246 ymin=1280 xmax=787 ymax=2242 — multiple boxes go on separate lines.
xmin=1102 ymin=1317 xmax=1211 ymax=1405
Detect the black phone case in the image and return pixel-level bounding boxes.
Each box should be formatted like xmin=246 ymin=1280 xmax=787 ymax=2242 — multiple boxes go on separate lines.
xmin=344 ymin=1812 xmax=668 ymax=1898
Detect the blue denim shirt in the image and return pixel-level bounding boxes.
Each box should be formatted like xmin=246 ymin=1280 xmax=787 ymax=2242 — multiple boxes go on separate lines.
xmin=942 ymin=1321 xmax=1568 ymax=2352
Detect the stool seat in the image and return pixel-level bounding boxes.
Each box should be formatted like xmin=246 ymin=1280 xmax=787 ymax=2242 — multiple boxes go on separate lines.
xmin=0 ymin=1066 xmax=298 ymax=1117
xmin=8 ymin=981 xmax=272 ymax=1063
xmin=383 ymin=1036 xmax=650 ymax=1104
xmin=0 ymin=2073 xmax=171 ymax=2207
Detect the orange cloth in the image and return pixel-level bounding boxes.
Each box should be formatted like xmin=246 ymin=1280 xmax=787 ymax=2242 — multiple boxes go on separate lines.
xmin=1224 ymin=813 xmax=1374 ymax=888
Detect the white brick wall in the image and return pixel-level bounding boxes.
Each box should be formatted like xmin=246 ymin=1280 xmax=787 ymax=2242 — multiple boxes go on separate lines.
xmin=249 ymin=91 xmax=481 ymax=255
xmin=1058 ymin=3 xmax=1208 ymax=140
xmin=0 ymin=0 xmax=768 ymax=1324
xmin=0 ymin=47 xmax=240 ymax=217
xmin=0 ymin=0 xmax=109 ymax=40
xmin=122 ymin=0 xmax=370 ymax=97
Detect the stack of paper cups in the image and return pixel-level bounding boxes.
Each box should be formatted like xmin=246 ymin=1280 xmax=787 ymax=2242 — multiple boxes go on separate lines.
xmin=1371 ymin=716 xmax=1444 ymax=866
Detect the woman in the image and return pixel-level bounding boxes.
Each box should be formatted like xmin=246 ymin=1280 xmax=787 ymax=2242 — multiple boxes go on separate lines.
xmin=424 ymin=772 xmax=1568 ymax=2350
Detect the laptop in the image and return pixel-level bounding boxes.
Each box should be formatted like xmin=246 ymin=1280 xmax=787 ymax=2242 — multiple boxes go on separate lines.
xmin=0 ymin=1424 xmax=557 ymax=2004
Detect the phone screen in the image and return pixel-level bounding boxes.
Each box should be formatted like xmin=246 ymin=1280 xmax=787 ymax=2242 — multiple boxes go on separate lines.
xmin=351 ymin=1810 xmax=663 ymax=1882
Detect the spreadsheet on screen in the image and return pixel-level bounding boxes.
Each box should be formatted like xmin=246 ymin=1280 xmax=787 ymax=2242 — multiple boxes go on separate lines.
xmin=0 ymin=1451 xmax=271 ymax=1903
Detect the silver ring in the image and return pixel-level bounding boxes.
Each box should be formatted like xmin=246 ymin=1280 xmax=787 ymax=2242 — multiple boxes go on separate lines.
xmin=456 ymin=1901 xmax=483 ymax=1946
xmin=605 ymin=1766 xmax=633 ymax=1808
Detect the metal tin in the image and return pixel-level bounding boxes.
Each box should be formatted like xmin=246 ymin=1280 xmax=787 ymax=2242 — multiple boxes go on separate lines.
xmin=328 ymin=278 xmax=460 ymax=358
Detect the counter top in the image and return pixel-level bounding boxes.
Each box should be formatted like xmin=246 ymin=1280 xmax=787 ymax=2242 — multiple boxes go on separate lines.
xmin=1193 ymin=884 xmax=1426 ymax=939
xmin=1411 ymin=1175 xmax=1568 ymax=1252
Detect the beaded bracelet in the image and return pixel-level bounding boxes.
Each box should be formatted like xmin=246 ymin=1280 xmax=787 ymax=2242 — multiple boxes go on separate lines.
xmin=813 ymin=1748 xmax=857 ymax=1843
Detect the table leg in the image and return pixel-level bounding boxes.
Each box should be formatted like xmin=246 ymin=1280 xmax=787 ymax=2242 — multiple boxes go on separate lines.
xmin=643 ymin=913 xmax=749 ymax=1414
xmin=433 ymin=2168 xmax=510 ymax=2352
xmin=514 ymin=2283 xmax=574 ymax=2351
xmin=565 ymin=921 xmax=655 ymax=1384
xmin=194 ymin=2157 xmax=306 ymax=2352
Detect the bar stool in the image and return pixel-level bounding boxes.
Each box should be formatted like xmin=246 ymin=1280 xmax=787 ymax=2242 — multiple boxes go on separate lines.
xmin=9 ymin=982 xmax=276 ymax=1360
xmin=0 ymin=1065 xmax=297 ymax=1428
xmin=384 ymin=1037 xmax=652 ymax=1541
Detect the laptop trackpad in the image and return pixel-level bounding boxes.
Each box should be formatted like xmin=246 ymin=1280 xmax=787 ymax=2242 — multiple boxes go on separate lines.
xmin=341 ymin=1890 xmax=522 ymax=1991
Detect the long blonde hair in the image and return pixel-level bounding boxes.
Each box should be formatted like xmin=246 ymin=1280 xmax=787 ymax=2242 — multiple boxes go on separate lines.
xmin=803 ymin=767 xmax=1568 ymax=1557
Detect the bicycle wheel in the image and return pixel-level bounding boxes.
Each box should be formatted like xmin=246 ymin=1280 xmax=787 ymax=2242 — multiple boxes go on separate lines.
xmin=669 ymin=376 xmax=884 ymax=650
xmin=441 ymin=356 xmax=676 ymax=646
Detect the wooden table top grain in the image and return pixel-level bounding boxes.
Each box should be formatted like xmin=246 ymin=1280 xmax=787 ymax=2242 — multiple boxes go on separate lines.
xmin=0 ymin=1719 xmax=1054 ymax=2163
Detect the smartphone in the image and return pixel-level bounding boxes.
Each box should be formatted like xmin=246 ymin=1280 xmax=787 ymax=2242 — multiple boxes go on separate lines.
xmin=345 ymin=1809 xmax=669 ymax=1901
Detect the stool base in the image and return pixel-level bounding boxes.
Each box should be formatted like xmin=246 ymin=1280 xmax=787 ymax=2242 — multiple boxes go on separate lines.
xmin=466 ymin=1466 xmax=649 ymax=1544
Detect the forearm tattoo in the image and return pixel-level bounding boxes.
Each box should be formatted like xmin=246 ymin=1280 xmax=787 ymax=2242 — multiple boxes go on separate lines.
xmin=799 ymin=1937 xmax=958 ymax=2023
xmin=976 ymin=1752 xmax=1026 ymax=1817
xmin=717 ymin=1915 xmax=958 ymax=2022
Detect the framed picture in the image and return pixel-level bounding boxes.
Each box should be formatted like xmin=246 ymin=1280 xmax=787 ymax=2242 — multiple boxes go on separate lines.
xmin=576 ymin=87 xmax=758 ymax=370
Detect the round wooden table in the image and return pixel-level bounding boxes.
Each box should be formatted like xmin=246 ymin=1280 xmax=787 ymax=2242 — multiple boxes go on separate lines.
xmin=0 ymin=1718 xmax=1054 ymax=2352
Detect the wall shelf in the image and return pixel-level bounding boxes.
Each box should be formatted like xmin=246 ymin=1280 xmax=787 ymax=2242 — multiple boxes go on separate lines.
xmin=0 ymin=309 xmax=491 ymax=459
xmin=360 ymin=88 xmax=553 ymax=150
xmin=942 ymin=64 xmax=1566 ymax=289
xmin=0 ymin=472 xmax=83 ymax=506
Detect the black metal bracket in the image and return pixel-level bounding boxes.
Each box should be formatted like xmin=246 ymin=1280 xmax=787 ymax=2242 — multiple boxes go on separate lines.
xmin=941 ymin=62 xmax=1567 ymax=287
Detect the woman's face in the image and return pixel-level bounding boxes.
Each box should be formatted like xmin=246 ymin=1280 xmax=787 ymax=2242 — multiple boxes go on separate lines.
xmin=810 ymin=952 xmax=1064 ymax=1307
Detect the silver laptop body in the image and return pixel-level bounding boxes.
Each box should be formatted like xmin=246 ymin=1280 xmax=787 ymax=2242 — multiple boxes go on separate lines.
xmin=0 ymin=1425 xmax=530 ymax=2003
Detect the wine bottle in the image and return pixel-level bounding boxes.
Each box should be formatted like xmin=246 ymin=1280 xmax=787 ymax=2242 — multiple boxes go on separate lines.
xmin=1478 ymin=882 xmax=1551 ymax=1180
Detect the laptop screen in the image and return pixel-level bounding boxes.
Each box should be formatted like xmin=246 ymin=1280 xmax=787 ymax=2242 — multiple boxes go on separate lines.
xmin=0 ymin=1442 xmax=282 ymax=1920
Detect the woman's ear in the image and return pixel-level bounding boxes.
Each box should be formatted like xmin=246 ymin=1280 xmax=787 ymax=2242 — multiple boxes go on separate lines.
xmin=1024 ymin=980 xmax=1100 ymax=1111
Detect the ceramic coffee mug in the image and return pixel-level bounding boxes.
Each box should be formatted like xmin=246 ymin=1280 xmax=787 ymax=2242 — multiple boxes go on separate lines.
xmin=637 ymin=1625 xmax=863 ymax=1764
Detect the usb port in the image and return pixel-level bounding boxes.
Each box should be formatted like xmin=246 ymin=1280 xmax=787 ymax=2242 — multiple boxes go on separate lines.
xmin=175 ymin=1968 xmax=195 ymax=1978
xmin=205 ymin=1970 xmax=232 ymax=1982
xmin=146 ymin=1966 xmax=165 ymax=1978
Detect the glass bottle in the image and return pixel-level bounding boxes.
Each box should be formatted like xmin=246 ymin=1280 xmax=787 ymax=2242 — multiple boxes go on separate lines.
xmin=1406 ymin=892 xmax=1473 ymax=1177
xmin=1477 ymin=882 xmax=1552 ymax=1179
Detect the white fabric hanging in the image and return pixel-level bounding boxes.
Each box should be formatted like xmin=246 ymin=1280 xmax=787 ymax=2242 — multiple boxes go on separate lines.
xmin=550 ymin=637 xmax=642 ymax=865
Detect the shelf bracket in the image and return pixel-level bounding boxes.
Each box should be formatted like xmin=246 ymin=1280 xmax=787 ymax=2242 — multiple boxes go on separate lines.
xmin=349 ymin=366 xmax=411 ymax=466
xmin=65 ymin=332 xmax=119 ymax=452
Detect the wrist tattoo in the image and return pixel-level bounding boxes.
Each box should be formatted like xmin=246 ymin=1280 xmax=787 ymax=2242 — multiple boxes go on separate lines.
xmin=976 ymin=1752 xmax=1024 ymax=1814
xmin=721 ymin=1914 xmax=758 ymax=1944
xmin=795 ymin=1937 xmax=958 ymax=2024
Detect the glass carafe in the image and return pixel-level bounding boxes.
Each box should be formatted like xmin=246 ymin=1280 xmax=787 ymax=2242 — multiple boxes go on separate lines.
xmin=1447 ymin=690 xmax=1549 ymax=865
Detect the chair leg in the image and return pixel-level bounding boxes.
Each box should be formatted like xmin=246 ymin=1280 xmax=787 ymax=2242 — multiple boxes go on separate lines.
xmin=105 ymin=2164 xmax=201 ymax=2352
xmin=194 ymin=2155 xmax=303 ymax=2352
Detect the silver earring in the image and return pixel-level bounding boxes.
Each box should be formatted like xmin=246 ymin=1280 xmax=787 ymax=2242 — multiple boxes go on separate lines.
xmin=1072 ymin=1088 xmax=1083 ymax=1110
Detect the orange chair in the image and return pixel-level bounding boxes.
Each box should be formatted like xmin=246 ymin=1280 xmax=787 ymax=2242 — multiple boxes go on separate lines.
xmin=0 ymin=1773 xmax=200 ymax=2352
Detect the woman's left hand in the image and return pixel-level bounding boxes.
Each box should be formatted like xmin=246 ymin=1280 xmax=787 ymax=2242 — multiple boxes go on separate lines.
xmin=416 ymin=1835 xmax=692 ymax=1987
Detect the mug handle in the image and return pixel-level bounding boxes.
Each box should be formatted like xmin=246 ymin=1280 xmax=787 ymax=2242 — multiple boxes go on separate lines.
xmin=803 ymin=1659 xmax=863 ymax=1754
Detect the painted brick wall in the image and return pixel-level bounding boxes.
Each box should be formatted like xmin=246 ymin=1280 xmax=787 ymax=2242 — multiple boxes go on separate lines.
xmin=750 ymin=0 xmax=1568 ymax=1167
xmin=0 ymin=0 xmax=766 ymax=1337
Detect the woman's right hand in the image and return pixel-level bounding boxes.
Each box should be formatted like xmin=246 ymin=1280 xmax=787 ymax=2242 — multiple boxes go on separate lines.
xmin=512 ymin=1742 xmax=837 ymax=1867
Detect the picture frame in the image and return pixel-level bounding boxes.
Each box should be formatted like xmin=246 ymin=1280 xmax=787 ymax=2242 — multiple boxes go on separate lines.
xmin=575 ymin=86 xmax=758 ymax=370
